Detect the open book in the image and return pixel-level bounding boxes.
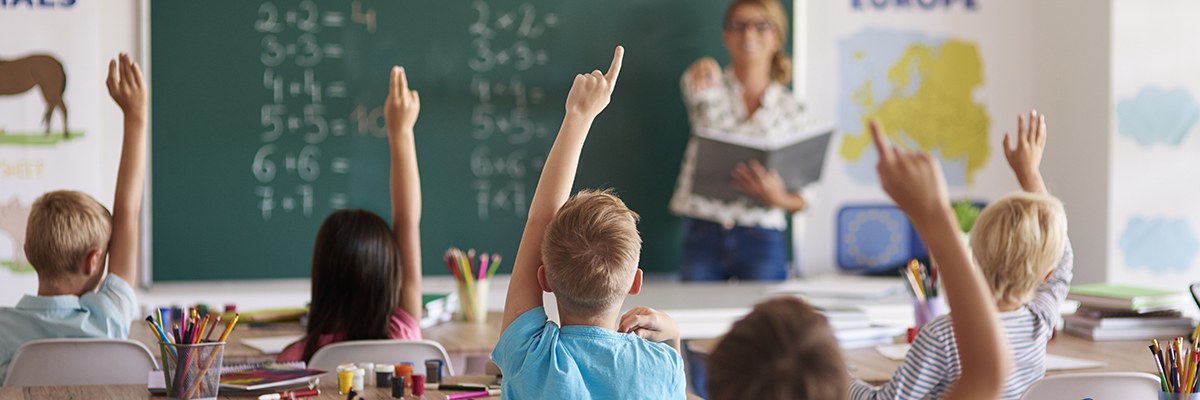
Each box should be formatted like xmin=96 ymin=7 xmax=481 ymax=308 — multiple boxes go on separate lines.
xmin=690 ymin=123 xmax=834 ymax=206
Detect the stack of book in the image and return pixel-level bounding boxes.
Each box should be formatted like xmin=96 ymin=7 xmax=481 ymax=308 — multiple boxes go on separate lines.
xmin=421 ymin=292 xmax=459 ymax=328
xmin=1063 ymin=284 xmax=1195 ymax=341
xmin=820 ymin=309 xmax=906 ymax=349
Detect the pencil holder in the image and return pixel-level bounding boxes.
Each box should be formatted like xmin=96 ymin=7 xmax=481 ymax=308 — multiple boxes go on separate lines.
xmin=159 ymin=341 xmax=225 ymax=400
xmin=1160 ymin=392 xmax=1200 ymax=400
xmin=912 ymin=296 xmax=948 ymax=327
xmin=457 ymin=280 xmax=489 ymax=323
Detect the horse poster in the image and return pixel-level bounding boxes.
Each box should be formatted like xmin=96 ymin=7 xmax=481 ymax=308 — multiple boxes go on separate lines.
xmin=0 ymin=1 xmax=103 ymax=302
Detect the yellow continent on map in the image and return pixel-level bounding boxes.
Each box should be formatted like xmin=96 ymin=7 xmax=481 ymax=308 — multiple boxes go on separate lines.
xmin=841 ymin=39 xmax=990 ymax=184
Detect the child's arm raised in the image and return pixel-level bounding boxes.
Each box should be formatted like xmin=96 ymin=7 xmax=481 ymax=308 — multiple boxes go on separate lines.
xmin=501 ymin=46 xmax=623 ymax=333
xmin=1003 ymin=110 xmax=1048 ymax=195
xmin=105 ymin=53 xmax=147 ymax=286
xmin=385 ymin=66 xmax=423 ymax=321
xmin=870 ymin=120 xmax=1011 ymax=400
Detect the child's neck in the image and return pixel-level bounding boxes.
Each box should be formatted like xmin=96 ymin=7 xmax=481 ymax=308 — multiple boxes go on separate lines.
xmin=557 ymin=303 xmax=621 ymax=331
xmin=996 ymin=300 xmax=1022 ymax=312
xmin=37 ymin=274 xmax=96 ymax=297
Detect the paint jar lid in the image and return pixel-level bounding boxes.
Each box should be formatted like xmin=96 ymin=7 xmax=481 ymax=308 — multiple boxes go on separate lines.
xmin=337 ymin=365 xmax=355 ymax=372
xmin=375 ymin=364 xmax=394 ymax=372
xmin=353 ymin=368 xmax=365 ymax=377
xmin=396 ymin=364 xmax=413 ymax=372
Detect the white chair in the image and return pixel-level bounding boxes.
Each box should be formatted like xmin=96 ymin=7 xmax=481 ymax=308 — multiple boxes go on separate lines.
xmin=1018 ymin=372 xmax=1162 ymax=400
xmin=4 ymin=338 xmax=158 ymax=387
xmin=308 ymin=340 xmax=454 ymax=376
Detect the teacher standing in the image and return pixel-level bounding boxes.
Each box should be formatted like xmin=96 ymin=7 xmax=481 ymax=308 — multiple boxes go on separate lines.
xmin=670 ymin=0 xmax=808 ymax=281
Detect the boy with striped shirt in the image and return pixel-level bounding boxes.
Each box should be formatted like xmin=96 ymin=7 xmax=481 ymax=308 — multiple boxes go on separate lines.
xmin=849 ymin=111 xmax=1072 ymax=400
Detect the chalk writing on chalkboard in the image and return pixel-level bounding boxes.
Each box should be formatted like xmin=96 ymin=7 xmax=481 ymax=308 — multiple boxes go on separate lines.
xmin=466 ymin=1 xmax=559 ymax=220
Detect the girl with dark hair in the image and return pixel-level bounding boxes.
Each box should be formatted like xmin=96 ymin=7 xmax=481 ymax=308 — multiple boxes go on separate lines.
xmin=279 ymin=66 xmax=425 ymax=362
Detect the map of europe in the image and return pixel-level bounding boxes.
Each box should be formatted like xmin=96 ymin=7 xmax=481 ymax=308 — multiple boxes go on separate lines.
xmin=837 ymin=28 xmax=990 ymax=186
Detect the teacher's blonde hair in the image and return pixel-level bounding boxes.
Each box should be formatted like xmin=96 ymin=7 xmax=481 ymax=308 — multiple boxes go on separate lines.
xmin=724 ymin=0 xmax=792 ymax=85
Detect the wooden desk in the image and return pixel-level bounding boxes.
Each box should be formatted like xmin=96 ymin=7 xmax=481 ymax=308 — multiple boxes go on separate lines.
xmin=689 ymin=331 xmax=1159 ymax=385
xmin=0 ymin=375 xmax=501 ymax=400
xmin=130 ymin=311 xmax=504 ymax=371
xmin=0 ymin=375 xmax=708 ymax=400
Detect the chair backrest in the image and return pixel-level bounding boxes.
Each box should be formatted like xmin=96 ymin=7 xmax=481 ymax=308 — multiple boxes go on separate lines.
xmin=308 ymin=340 xmax=454 ymax=376
xmin=1018 ymin=372 xmax=1162 ymax=400
xmin=4 ymin=338 xmax=158 ymax=387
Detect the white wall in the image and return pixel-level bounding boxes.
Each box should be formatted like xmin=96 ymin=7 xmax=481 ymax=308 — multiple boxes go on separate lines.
xmin=1107 ymin=0 xmax=1200 ymax=291
xmin=1033 ymin=0 xmax=1112 ymax=285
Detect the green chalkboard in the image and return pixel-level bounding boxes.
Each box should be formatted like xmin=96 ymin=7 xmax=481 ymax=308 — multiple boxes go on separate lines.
xmin=150 ymin=0 xmax=791 ymax=281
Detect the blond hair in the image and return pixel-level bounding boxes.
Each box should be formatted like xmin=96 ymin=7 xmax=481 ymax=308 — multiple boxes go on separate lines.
xmin=723 ymin=0 xmax=792 ymax=85
xmin=969 ymin=192 xmax=1067 ymax=306
xmin=542 ymin=189 xmax=641 ymax=316
xmin=25 ymin=190 xmax=113 ymax=278
xmin=708 ymin=297 xmax=846 ymax=400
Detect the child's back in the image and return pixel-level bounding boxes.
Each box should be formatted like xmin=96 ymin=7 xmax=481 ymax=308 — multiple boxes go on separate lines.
xmin=849 ymin=111 xmax=1069 ymax=400
xmin=494 ymin=190 xmax=684 ymax=399
xmin=0 ymin=54 xmax=147 ymax=385
xmin=279 ymin=66 xmax=426 ymax=363
xmin=493 ymin=47 xmax=687 ymax=399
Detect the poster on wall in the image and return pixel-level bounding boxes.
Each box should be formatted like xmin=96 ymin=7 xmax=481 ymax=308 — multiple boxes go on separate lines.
xmin=0 ymin=0 xmax=104 ymax=305
xmin=1109 ymin=0 xmax=1200 ymax=291
xmin=800 ymin=0 xmax=1033 ymax=275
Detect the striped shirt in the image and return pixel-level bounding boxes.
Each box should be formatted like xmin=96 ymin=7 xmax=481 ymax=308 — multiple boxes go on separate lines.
xmin=848 ymin=240 xmax=1074 ymax=400
xmin=669 ymin=68 xmax=809 ymax=230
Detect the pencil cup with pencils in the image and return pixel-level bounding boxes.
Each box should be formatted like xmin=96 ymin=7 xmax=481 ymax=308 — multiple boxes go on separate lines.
xmin=159 ymin=341 xmax=225 ymax=400
xmin=444 ymin=247 xmax=501 ymax=323
xmin=1151 ymin=337 xmax=1200 ymax=399
xmin=904 ymin=259 xmax=947 ymax=328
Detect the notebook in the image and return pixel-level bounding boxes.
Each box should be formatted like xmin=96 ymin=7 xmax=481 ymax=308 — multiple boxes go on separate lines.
xmin=219 ymin=363 xmax=325 ymax=390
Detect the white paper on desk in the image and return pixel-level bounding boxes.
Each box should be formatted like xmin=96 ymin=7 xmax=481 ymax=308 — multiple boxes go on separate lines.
xmin=240 ymin=334 xmax=304 ymax=354
xmin=1045 ymin=354 xmax=1106 ymax=371
xmin=875 ymin=344 xmax=911 ymax=360
xmin=767 ymin=276 xmax=905 ymax=299
xmin=873 ymin=345 xmax=1108 ymax=371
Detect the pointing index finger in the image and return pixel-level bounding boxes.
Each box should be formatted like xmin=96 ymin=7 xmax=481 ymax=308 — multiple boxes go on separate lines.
xmin=397 ymin=66 xmax=409 ymax=93
xmin=870 ymin=119 xmax=893 ymax=163
xmin=605 ymin=46 xmax=624 ymax=84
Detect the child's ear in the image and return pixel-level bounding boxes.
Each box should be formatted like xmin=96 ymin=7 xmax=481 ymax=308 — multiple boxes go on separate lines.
xmin=79 ymin=248 xmax=105 ymax=277
xmin=537 ymin=265 xmax=553 ymax=293
xmin=627 ymin=269 xmax=643 ymax=295
xmin=1043 ymin=267 xmax=1055 ymax=283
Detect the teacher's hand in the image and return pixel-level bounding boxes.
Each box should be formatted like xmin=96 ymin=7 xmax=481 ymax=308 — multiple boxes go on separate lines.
xmin=686 ymin=57 xmax=721 ymax=94
xmin=732 ymin=160 xmax=807 ymax=212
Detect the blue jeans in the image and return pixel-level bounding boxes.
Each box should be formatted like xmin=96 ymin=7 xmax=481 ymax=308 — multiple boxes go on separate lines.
xmin=680 ymin=218 xmax=788 ymax=281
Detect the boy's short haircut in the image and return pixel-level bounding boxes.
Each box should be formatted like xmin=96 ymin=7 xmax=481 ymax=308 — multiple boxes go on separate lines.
xmin=969 ymin=191 xmax=1067 ymax=306
xmin=541 ymin=189 xmax=641 ymax=316
xmin=25 ymin=190 xmax=113 ymax=278
xmin=708 ymin=297 xmax=846 ymax=400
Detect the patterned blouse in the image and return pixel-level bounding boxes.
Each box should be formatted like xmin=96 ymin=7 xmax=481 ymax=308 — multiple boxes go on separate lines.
xmin=670 ymin=68 xmax=810 ymax=230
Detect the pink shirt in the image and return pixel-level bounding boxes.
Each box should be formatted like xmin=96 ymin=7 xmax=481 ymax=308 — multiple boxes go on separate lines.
xmin=277 ymin=307 xmax=421 ymax=362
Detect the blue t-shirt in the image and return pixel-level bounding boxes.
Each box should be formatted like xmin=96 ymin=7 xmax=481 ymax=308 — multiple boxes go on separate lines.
xmin=492 ymin=307 xmax=686 ymax=400
xmin=0 ymin=274 xmax=138 ymax=385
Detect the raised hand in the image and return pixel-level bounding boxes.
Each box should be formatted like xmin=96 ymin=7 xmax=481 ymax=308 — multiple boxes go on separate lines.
xmin=1002 ymin=110 xmax=1048 ymax=194
xmin=106 ymin=53 xmax=146 ymax=119
xmin=385 ymin=66 xmax=420 ymax=136
xmin=686 ymin=57 xmax=721 ymax=94
xmin=619 ymin=306 xmax=681 ymax=350
xmin=564 ymin=46 xmax=623 ymax=118
xmin=871 ymin=119 xmax=950 ymax=222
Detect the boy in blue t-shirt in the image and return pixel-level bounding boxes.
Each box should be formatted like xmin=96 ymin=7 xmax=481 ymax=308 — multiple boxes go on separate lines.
xmin=0 ymin=54 xmax=147 ymax=385
xmin=492 ymin=46 xmax=687 ymax=399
